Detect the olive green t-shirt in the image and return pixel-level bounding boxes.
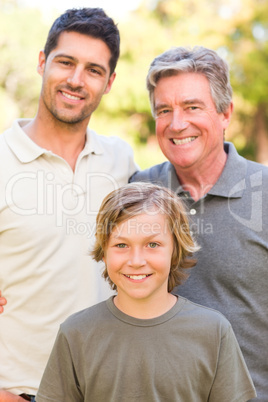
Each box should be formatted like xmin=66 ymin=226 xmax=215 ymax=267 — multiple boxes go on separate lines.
xmin=36 ymin=296 xmax=256 ymax=402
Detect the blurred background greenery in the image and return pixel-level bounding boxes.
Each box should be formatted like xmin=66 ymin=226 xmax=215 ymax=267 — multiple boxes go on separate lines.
xmin=1 ymin=0 xmax=268 ymax=168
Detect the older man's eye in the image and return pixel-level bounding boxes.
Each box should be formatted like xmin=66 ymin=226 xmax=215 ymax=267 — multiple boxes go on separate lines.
xmin=157 ymin=109 xmax=170 ymax=116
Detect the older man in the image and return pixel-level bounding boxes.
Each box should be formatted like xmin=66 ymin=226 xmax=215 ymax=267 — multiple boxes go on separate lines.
xmin=131 ymin=46 xmax=268 ymax=401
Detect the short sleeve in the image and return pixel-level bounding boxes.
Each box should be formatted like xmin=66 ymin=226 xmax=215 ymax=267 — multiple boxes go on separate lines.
xmin=209 ymin=325 xmax=256 ymax=401
xmin=36 ymin=327 xmax=83 ymax=402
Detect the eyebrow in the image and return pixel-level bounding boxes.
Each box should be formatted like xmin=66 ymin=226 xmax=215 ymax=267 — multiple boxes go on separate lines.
xmin=154 ymin=103 xmax=170 ymax=113
xmin=53 ymin=53 xmax=108 ymax=74
xmin=111 ymin=233 xmax=162 ymax=241
xmin=155 ymin=98 xmax=206 ymax=112
xmin=183 ymin=98 xmax=206 ymax=107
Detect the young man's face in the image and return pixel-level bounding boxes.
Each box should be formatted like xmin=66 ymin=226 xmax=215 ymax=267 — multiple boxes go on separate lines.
xmin=154 ymin=72 xmax=232 ymax=175
xmin=37 ymin=31 xmax=115 ymax=125
xmin=104 ymin=212 xmax=174 ymax=309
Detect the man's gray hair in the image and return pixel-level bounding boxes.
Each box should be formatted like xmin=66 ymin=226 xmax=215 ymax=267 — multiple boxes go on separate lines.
xmin=147 ymin=46 xmax=232 ymax=115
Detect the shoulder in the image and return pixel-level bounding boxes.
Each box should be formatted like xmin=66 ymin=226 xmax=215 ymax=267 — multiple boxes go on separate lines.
xmin=60 ymin=300 xmax=109 ymax=334
xmin=0 ymin=126 xmax=13 ymax=150
xmin=0 ymin=132 xmax=8 ymax=150
xmin=0 ymin=119 xmax=33 ymax=156
xmin=130 ymin=161 xmax=172 ymax=183
xmin=89 ymin=130 xmax=134 ymax=155
xmin=241 ymin=155 xmax=268 ymax=194
xmin=245 ymin=158 xmax=268 ymax=177
xmin=227 ymin=142 xmax=268 ymax=178
xmin=180 ymin=297 xmax=231 ymax=333
xmin=0 ymin=125 xmax=19 ymax=171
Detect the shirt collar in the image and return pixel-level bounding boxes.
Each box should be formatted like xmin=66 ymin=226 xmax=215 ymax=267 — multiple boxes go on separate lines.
xmin=84 ymin=129 xmax=105 ymax=155
xmin=171 ymin=142 xmax=247 ymax=199
xmin=5 ymin=119 xmax=46 ymax=163
xmin=207 ymin=142 xmax=247 ymax=198
xmin=5 ymin=119 xmax=105 ymax=163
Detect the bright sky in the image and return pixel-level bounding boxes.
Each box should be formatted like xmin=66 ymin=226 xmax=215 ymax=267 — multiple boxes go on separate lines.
xmin=19 ymin=0 xmax=143 ymax=19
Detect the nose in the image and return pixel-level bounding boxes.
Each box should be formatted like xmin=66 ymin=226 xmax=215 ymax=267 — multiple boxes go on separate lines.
xmin=128 ymin=247 xmax=146 ymax=268
xmin=170 ymin=108 xmax=189 ymax=131
xmin=67 ymin=66 xmax=85 ymax=88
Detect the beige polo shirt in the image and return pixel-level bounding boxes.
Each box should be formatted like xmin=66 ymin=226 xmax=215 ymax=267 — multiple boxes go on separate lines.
xmin=0 ymin=119 xmax=138 ymax=395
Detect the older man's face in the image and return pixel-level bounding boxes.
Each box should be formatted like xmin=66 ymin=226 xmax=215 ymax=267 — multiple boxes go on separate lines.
xmin=154 ymin=72 xmax=232 ymax=176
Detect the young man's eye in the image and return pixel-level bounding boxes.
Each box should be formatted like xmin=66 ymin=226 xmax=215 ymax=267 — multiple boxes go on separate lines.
xmin=89 ymin=68 xmax=102 ymax=75
xmin=59 ymin=60 xmax=71 ymax=66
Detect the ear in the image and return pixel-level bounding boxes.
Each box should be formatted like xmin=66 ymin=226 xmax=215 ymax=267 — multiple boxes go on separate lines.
xmin=222 ymin=102 xmax=233 ymax=130
xmin=37 ymin=50 xmax=46 ymax=77
xmin=104 ymin=72 xmax=116 ymax=94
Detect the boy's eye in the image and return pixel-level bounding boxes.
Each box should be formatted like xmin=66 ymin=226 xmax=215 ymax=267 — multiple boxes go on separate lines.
xmin=148 ymin=242 xmax=158 ymax=248
xmin=115 ymin=243 xmax=127 ymax=248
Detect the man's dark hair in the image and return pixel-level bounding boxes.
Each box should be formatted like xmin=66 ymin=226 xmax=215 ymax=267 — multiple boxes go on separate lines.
xmin=44 ymin=8 xmax=120 ymax=74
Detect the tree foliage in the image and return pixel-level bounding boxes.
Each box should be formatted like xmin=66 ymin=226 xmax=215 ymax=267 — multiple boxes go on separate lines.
xmin=0 ymin=0 xmax=51 ymax=128
xmin=0 ymin=0 xmax=267 ymax=167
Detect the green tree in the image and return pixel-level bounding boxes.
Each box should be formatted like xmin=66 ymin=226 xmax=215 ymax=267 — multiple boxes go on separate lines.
xmin=225 ymin=0 xmax=268 ymax=163
xmin=1 ymin=0 xmax=267 ymax=167
xmin=0 ymin=0 xmax=50 ymax=130
xmin=94 ymin=0 xmax=268 ymax=165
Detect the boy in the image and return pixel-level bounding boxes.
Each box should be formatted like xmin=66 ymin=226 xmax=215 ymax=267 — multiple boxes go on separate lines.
xmin=36 ymin=183 xmax=256 ymax=402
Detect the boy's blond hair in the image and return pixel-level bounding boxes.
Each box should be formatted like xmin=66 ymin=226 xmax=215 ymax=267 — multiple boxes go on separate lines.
xmin=91 ymin=182 xmax=199 ymax=292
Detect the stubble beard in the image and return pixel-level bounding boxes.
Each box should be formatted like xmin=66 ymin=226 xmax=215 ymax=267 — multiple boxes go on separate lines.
xmin=48 ymin=103 xmax=91 ymax=125
xmin=41 ymin=86 xmax=101 ymax=125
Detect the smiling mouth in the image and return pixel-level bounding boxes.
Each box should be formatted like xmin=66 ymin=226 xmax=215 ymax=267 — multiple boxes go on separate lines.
xmin=172 ymin=136 xmax=196 ymax=145
xmin=61 ymin=91 xmax=83 ymax=101
xmin=124 ymin=274 xmax=152 ymax=280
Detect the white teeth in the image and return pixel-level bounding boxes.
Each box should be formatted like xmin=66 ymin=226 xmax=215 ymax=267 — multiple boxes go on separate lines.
xmin=62 ymin=91 xmax=81 ymax=100
xmin=125 ymin=274 xmax=149 ymax=280
xmin=172 ymin=137 xmax=196 ymax=145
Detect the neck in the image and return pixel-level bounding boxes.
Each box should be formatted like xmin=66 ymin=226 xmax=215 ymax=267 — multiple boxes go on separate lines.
xmin=23 ymin=112 xmax=89 ymax=171
xmin=114 ymin=293 xmax=177 ymax=319
xmin=175 ymin=150 xmax=227 ymax=201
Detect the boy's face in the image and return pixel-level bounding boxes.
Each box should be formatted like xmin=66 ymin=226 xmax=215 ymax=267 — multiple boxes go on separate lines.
xmin=104 ymin=212 xmax=174 ymax=308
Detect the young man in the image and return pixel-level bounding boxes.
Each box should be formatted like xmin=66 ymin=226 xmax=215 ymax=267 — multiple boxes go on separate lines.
xmin=36 ymin=182 xmax=256 ymax=402
xmin=131 ymin=46 xmax=268 ymax=400
xmin=0 ymin=8 xmax=137 ymax=401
